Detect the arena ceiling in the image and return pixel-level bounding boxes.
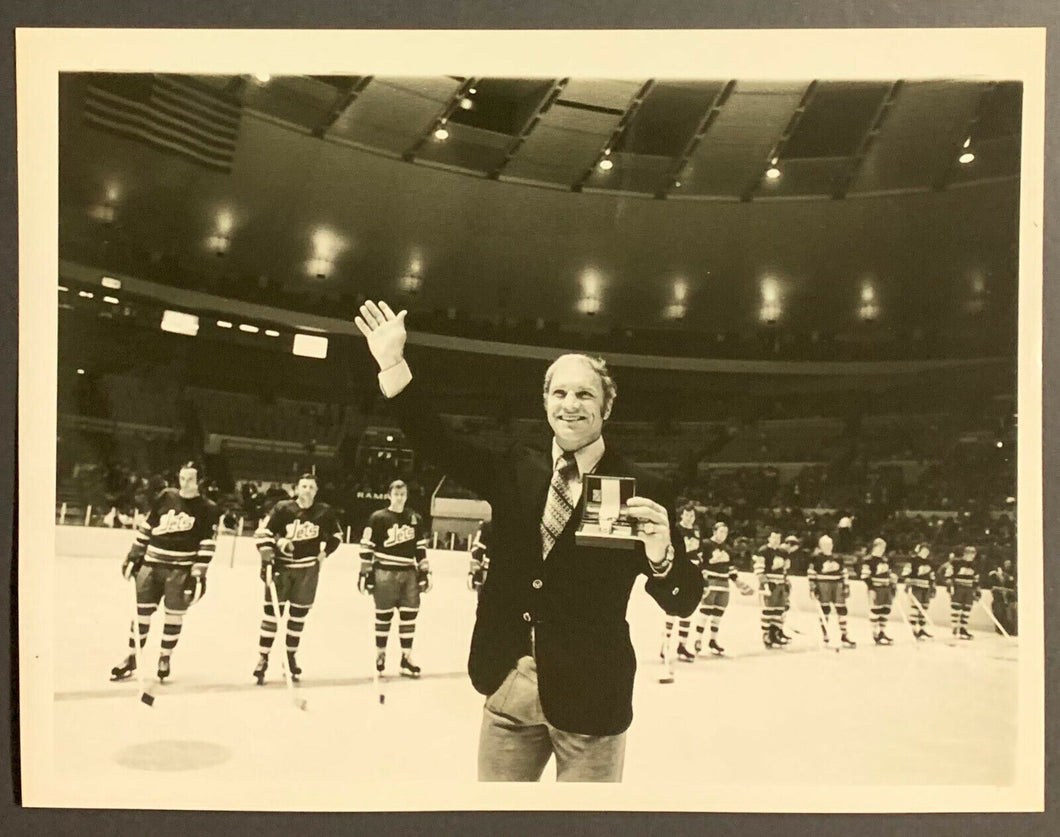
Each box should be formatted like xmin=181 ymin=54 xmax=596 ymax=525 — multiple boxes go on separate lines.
xmin=57 ymin=74 xmax=1022 ymax=336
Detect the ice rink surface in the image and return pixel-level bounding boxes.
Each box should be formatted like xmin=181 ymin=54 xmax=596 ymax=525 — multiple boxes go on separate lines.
xmin=48 ymin=536 xmax=1018 ymax=804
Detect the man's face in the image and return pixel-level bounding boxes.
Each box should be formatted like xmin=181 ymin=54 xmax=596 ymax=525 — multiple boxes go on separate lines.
xmin=1003 ymin=560 xmax=1012 ymax=572
xmin=713 ymin=524 xmax=728 ymax=543
xmin=819 ymin=536 xmax=833 ymax=555
xmin=296 ymin=478 xmax=318 ymax=505
xmin=680 ymin=509 xmax=696 ymax=528
xmin=389 ymin=485 xmax=408 ymax=510
xmin=545 ymin=356 xmax=609 ymax=452
xmin=178 ymin=467 xmax=199 ymax=497
xmin=872 ymin=540 xmax=887 ymax=557
xmin=768 ymin=532 xmax=781 ymax=548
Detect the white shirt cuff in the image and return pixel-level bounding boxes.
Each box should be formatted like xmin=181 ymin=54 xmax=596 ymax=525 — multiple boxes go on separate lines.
xmin=378 ymin=360 xmax=412 ymax=398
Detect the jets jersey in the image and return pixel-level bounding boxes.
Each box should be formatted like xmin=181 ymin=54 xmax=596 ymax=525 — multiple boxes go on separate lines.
xmin=678 ymin=524 xmax=702 ymax=565
xmin=753 ymin=545 xmax=788 ymax=586
xmin=944 ymin=561 xmax=980 ymax=592
xmin=702 ymin=540 xmax=737 ymax=590
xmin=360 ymin=507 xmax=429 ymax=571
xmin=807 ymin=550 xmax=846 ymax=584
xmin=901 ymin=555 xmax=936 ymax=589
xmin=861 ymin=556 xmax=897 ymax=590
xmin=256 ymin=500 xmax=343 ymax=568
xmin=134 ymin=488 xmax=219 ymax=568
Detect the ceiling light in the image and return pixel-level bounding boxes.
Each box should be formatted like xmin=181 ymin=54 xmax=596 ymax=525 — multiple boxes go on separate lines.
xmin=468 ymin=87 xmax=477 ymax=94
xmin=252 ymin=72 xmax=271 ymax=84
xmin=459 ymin=97 xmax=473 ymax=110
xmin=765 ymin=167 xmax=781 ymax=180
xmin=76 ymin=369 xmax=85 ymax=375
xmin=434 ymin=126 xmax=450 ymax=141
xmin=959 ymin=152 xmax=975 ymax=164
xmin=101 ymin=276 xmax=121 ymax=290
xmin=963 ymin=136 xmax=971 ymax=149
xmin=102 ymin=296 xmax=119 ymax=305
xmin=58 ymin=285 xmax=69 ymax=293
xmin=78 ymin=291 xmax=94 ymax=299
xmin=238 ymin=323 xmax=260 ymax=334
xmin=264 ymin=329 xmax=280 ymax=337
xmin=217 ymin=320 xmax=233 ymax=329
xmin=597 ymin=158 xmax=614 ymax=172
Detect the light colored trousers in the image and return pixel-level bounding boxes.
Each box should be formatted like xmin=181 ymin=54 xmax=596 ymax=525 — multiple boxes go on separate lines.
xmin=477 ymin=655 xmax=626 ymax=782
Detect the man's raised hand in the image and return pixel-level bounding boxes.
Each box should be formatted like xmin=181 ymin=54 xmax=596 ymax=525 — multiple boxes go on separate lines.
xmin=354 ymin=301 xmax=408 ymax=371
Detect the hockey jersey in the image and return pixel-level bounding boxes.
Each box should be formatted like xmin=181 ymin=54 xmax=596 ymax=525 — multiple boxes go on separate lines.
xmin=135 ymin=488 xmax=219 ymax=568
xmin=360 ymin=507 xmax=429 ymax=570
xmin=678 ymin=524 xmax=702 ymax=565
xmin=861 ymin=556 xmax=897 ymax=590
xmin=256 ymin=499 xmax=343 ymax=567
xmin=945 ymin=560 xmax=980 ymax=592
xmin=702 ymin=540 xmax=737 ymax=589
xmin=901 ymin=554 xmax=936 ymax=589
xmin=753 ymin=545 xmax=788 ymax=586
xmin=807 ymin=550 xmax=846 ymax=583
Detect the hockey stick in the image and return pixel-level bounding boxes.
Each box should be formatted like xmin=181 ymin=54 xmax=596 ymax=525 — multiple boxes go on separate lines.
xmin=811 ymin=598 xmax=840 ymax=654
xmin=658 ymin=618 xmax=678 ymax=683
xmin=891 ymin=594 xmax=919 ymax=649
xmin=266 ymin=566 xmax=308 ymax=711
xmin=128 ymin=576 xmax=155 ymax=707
xmin=976 ymin=596 xmax=1012 ymax=639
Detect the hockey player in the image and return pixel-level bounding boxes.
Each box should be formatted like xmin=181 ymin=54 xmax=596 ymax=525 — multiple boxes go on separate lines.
xmin=663 ymin=503 xmax=702 ymax=660
xmin=988 ymin=559 xmax=1017 ymax=635
xmin=469 ymin=519 xmax=491 ymax=597
xmin=685 ymin=521 xmax=753 ymax=658
xmin=944 ymin=546 xmax=981 ymax=640
xmin=253 ymin=473 xmax=343 ymax=685
xmin=110 ymin=461 xmax=219 ymax=683
xmin=807 ymin=534 xmax=857 ymax=649
xmin=753 ymin=531 xmax=789 ymax=648
xmin=861 ymin=537 xmax=898 ymax=645
xmin=901 ymin=542 xmax=937 ymax=639
xmin=358 ymin=480 xmax=432 ymax=677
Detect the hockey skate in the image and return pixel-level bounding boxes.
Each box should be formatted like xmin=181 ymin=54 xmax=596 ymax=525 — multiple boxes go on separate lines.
xmin=873 ymin=633 xmax=893 ymax=646
xmin=959 ymin=628 xmax=974 ymax=641
xmin=286 ymin=651 xmax=302 ymax=683
xmin=708 ymin=639 xmax=725 ymax=657
xmin=763 ymin=631 xmax=777 ymax=649
xmin=841 ymin=634 xmax=857 ymax=649
xmin=676 ymin=643 xmax=696 ymax=663
xmin=253 ymin=653 xmax=269 ymax=685
xmin=110 ymin=653 xmax=137 ymax=681
xmin=157 ymin=654 xmax=171 ymax=682
xmin=776 ymin=627 xmax=793 ymax=643
xmin=770 ymin=625 xmax=790 ymax=646
xmin=400 ymin=653 xmax=421 ymax=678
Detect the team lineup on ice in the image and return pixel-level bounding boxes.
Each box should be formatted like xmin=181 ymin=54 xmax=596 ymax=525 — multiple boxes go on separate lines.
xmin=53 ymin=474 xmax=1018 ymax=790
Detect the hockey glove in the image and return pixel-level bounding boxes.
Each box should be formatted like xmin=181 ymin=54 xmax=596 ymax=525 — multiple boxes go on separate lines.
xmin=974 ymin=588 xmax=982 ymax=601
xmin=357 ymin=563 xmax=375 ymax=595
xmin=259 ymin=546 xmax=275 ymax=583
xmin=122 ymin=542 xmax=146 ymax=580
xmin=417 ymin=559 xmax=433 ymax=593
xmin=185 ymin=563 xmax=209 ymax=606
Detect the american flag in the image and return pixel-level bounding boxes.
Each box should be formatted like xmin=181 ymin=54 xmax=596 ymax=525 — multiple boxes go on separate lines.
xmin=83 ymin=74 xmax=241 ymax=173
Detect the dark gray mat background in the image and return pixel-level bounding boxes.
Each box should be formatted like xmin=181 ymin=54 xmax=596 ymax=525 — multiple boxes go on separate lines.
xmin=2 ymin=2 xmax=1056 ymax=834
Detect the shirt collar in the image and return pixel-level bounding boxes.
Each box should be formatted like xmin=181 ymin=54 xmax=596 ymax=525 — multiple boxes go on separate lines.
xmin=551 ymin=435 xmax=605 ymax=477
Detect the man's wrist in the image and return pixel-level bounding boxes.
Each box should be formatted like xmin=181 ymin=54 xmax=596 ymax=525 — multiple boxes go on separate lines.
xmin=647 ymin=543 xmax=674 ymax=577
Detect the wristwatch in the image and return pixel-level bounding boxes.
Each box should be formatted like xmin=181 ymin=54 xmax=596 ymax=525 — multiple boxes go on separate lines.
xmin=648 ymin=543 xmax=675 ymax=577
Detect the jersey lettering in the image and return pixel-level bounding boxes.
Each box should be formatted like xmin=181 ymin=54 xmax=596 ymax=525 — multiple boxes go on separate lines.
xmin=384 ymin=523 xmax=417 ymax=548
xmin=153 ymin=509 xmax=196 ymax=536
xmin=286 ymin=520 xmax=321 ymax=541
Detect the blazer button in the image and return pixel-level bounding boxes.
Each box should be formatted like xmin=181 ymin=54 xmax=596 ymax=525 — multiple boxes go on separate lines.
xmin=532 ymin=579 xmax=543 ymax=589
xmin=522 ymin=612 xmax=532 ymax=622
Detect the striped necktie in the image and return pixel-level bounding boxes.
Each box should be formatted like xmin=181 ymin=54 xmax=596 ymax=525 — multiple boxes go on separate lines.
xmin=541 ymin=452 xmax=578 ymax=558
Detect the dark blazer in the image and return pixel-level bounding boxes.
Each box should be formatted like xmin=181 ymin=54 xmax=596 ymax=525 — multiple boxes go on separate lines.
xmin=387 ymin=378 xmax=701 ymax=736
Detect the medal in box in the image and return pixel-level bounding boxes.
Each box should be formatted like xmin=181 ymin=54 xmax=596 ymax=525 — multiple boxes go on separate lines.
xmin=575 ymin=475 xmax=638 ymax=549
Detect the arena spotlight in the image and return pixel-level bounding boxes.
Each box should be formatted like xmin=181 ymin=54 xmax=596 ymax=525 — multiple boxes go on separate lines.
xmin=102 ymin=296 xmax=119 ymax=305
xmin=264 ymin=329 xmax=280 ymax=337
xmin=597 ymin=158 xmax=614 ymax=172
xmin=252 ymin=72 xmax=272 ymax=84
xmin=101 ymin=276 xmax=121 ymax=290
xmin=959 ymin=152 xmax=975 ymax=164
xmin=293 ymin=333 xmax=329 ymax=359
xmin=216 ymin=320 xmax=233 ymax=329
xmin=765 ymin=167 xmax=781 ymax=180
xmin=459 ymin=97 xmax=474 ymax=110
xmin=434 ymin=125 xmax=450 ymax=141
xmin=238 ymin=323 xmax=260 ymax=334
xmin=77 ymin=369 xmax=85 ymax=375
xmin=78 ymin=291 xmax=94 ymax=299
xmin=160 ymin=310 xmax=200 ymax=337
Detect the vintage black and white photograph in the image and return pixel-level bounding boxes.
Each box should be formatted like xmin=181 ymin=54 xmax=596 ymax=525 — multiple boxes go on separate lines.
xmin=16 ymin=28 xmax=1044 ymax=811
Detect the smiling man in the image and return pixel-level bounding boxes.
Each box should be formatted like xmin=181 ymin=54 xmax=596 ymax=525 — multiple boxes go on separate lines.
xmin=355 ymin=300 xmax=701 ymax=782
